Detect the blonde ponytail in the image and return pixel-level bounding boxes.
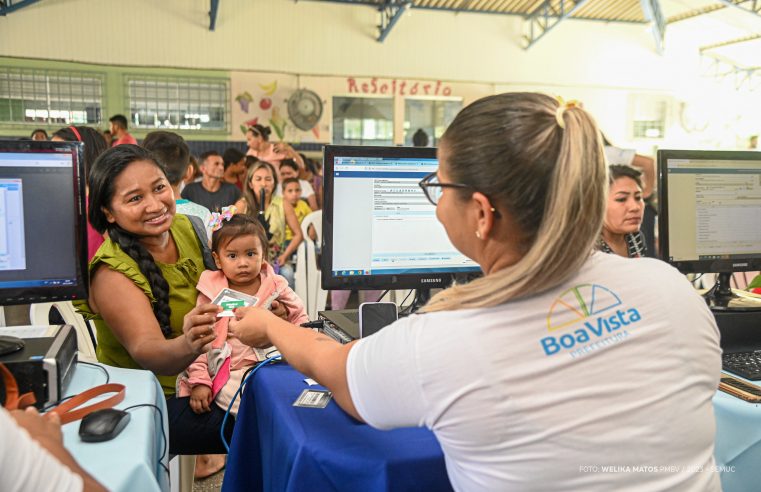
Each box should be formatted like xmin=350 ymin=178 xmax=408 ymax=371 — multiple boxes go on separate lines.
xmin=421 ymin=93 xmax=607 ymax=313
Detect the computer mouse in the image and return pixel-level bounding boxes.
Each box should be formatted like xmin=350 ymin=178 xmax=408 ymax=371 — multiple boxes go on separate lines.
xmin=0 ymin=335 xmax=24 ymax=356
xmin=79 ymin=408 xmax=130 ymax=442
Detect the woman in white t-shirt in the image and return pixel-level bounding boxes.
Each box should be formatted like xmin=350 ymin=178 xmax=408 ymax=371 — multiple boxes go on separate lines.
xmin=229 ymin=93 xmax=721 ymax=491
xmin=0 ymin=406 xmax=105 ymax=491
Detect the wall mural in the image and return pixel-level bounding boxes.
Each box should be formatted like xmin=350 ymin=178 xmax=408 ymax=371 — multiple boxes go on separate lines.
xmin=232 ymin=74 xmax=325 ymax=143
xmin=230 ymin=71 xmax=486 ymax=145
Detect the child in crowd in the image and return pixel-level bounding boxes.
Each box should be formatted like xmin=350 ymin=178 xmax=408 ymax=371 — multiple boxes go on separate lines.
xmin=282 ymin=177 xmax=314 ymax=243
xmin=279 ymin=159 xmax=318 ymax=210
xmin=177 ymin=212 xmax=309 ymax=415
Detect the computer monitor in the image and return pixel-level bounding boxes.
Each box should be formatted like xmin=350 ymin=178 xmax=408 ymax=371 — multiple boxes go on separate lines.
xmin=321 ymin=145 xmax=481 ymax=307
xmin=0 ymin=139 xmax=88 ymax=306
xmin=658 ymin=149 xmax=761 ymax=310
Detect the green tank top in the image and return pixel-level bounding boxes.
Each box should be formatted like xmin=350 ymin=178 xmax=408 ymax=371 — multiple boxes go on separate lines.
xmin=75 ymin=214 xmax=204 ymax=396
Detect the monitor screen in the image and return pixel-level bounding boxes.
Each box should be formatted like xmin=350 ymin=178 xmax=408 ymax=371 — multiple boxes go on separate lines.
xmin=0 ymin=139 xmax=87 ymax=305
xmin=658 ymin=149 xmax=761 ymax=274
xmin=321 ymin=145 xmax=480 ymax=291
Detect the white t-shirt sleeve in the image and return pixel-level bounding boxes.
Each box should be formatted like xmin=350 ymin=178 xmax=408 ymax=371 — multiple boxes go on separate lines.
xmin=604 ymin=146 xmax=636 ymax=166
xmin=346 ymin=317 xmax=428 ymax=430
xmin=0 ymin=408 xmax=83 ymax=492
xmin=299 ymin=179 xmax=315 ymax=198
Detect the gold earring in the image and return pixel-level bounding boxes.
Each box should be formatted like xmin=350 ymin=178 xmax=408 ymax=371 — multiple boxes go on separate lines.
xmin=476 ymin=230 xmax=482 ymax=239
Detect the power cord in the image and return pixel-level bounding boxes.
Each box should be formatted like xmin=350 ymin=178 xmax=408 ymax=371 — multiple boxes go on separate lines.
xmin=42 ymin=361 xmax=110 ymax=412
xmin=219 ymin=356 xmax=282 ymax=453
xmin=78 ymin=361 xmax=110 ymax=385
xmin=122 ymin=403 xmax=169 ymax=476
xmin=397 ymin=289 xmax=416 ymax=316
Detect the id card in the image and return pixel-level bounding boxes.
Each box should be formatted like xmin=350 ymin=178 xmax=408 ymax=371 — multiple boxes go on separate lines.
xmin=211 ymin=288 xmax=259 ymax=317
xmin=292 ymin=389 xmax=332 ymax=409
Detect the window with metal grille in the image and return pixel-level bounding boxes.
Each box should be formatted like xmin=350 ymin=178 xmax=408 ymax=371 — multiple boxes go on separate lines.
xmin=0 ymin=67 xmax=104 ymax=125
xmin=403 ymin=98 xmax=462 ymax=147
xmin=126 ymin=76 xmax=229 ymax=131
xmin=631 ymin=95 xmax=669 ymax=139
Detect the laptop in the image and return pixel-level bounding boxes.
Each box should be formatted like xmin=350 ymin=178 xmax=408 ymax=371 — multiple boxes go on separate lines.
xmin=318 ymin=309 xmax=359 ymax=344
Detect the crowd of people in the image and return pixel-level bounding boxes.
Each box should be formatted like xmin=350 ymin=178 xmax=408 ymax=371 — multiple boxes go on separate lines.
xmin=1 ymin=95 xmax=734 ymax=491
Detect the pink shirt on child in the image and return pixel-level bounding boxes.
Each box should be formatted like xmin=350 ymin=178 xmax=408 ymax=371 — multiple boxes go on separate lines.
xmin=177 ymin=262 xmax=308 ymax=406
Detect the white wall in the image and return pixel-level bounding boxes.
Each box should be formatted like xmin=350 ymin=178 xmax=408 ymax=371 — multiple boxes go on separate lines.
xmin=1 ymin=0 xmax=758 ymax=149
xmin=0 ymin=0 xmax=682 ymax=89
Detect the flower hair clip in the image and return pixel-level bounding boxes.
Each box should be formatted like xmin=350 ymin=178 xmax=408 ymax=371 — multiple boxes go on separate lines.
xmin=209 ymin=205 xmax=238 ymax=232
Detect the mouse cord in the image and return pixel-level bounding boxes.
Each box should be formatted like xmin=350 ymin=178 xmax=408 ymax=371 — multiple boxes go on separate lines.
xmin=123 ymin=403 xmax=169 ymax=476
xmin=219 ymin=355 xmax=282 ymax=453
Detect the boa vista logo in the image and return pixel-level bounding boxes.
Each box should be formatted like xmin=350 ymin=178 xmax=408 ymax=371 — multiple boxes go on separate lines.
xmin=541 ymin=284 xmax=641 ymax=356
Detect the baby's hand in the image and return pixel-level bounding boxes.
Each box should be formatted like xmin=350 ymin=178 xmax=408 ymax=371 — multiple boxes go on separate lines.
xmin=189 ymin=385 xmax=212 ymax=414
xmin=270 ymin=300 xmax=289 ymax=321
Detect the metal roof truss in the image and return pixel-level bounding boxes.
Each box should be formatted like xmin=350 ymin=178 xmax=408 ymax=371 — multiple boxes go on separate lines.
xmin=0 ymin=0 xmax=41 ymax=16
xmin=717 ymin=0 xmax=761 ymax=17
xmin=377 ymin=0 xmax=411 ymax=42
xmin=524 ymin=0 xmax=590 ymax=49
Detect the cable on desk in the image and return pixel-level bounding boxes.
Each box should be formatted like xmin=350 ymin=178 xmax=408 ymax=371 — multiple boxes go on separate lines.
xmin=78 ymin=361 xmax=110 ymax=385
xmin=42 ymin=394 xmax=74 ymax=413
xmin=41 ymin=362 xmax=110 ymax=412
xmin=220 ymin=355 xmax=282 ymax=453
xmin=123 ymin=403 xmax=169 ymax=476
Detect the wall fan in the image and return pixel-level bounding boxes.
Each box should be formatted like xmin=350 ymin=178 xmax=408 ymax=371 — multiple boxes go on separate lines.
xmin=287 ymin=89 xmax=323 ymax=131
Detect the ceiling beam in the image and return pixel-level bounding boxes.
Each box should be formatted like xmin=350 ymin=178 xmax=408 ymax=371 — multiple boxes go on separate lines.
xmin=0 ymin=0 xmax=42 ymax=16
xmin=716 ymin=0 xmax=761 ymax=17
xmin=699 ymin=33 xmax=761 ymax=51
xmin=377 ymin=0 xmax=411 ymax=43
xmin=209 ymin=0 xmax=220 ymax=31
xmin=701 ymin=52 xmax=760 ymax=90
xmin=523 ymin=0 xmax=590 ymax=49
xmin=667 ymin=4 xmax=726 ymax=24
xmin=640 ymin=0 xmax=666 ymax=54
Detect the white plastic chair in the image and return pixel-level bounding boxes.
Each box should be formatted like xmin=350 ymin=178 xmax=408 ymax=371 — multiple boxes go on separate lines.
xmin=29 ymin=301 xmax=97 ymax=362
xmin=294 ymin=211 xmax=328 ymax=320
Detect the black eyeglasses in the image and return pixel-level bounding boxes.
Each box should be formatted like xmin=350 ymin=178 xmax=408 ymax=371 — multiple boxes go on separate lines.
xmin=418 ymin=172 xmax=501 ymax=218
xmin=418 ymin=172 xmax=469 ymax=205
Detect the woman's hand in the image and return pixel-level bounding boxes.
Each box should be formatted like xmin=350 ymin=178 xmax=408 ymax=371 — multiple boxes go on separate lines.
xmin=270 ymin=300 xmax=289 ymax=321
xmin=11 ymin=407 xmax=63 ymax=445
xmin=229 ymin=306 xmax=277 ymax=348
xmin=182 ymin=303 xmax=221 ymax=355
xmin=189 ymin=385 xmax=212 ymax=414
xmin=276 ymin=254 xmax=288 ymax=267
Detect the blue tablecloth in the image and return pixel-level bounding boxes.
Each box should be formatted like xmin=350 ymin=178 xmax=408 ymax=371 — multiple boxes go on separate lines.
xmin=712 ymin=375 xmax=761 ymax=492
xmin=223 ymin=363 xmax=453 ymax=492
xmin=223 ymin=364 xmax=761 ymax=492
xmin=62 ymin=362 xmax=169 ymax=492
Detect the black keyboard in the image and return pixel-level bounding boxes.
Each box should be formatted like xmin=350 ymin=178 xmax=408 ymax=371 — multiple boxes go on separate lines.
xmin=722 ymin=351 xmax=761 ymax=381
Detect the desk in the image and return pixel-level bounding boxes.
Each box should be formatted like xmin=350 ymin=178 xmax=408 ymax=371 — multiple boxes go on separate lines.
xmin=713 ymin=379 xmax=761 ymax=492
xmin=223 ymin=365 xmax=761 ymax=492
xmin=62 ymin=362 xmax=168 ymax=492
xmin=223 ymin=364 xmax=453 ymax=492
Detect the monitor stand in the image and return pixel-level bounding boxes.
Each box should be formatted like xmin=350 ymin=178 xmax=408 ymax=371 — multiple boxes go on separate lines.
xmin=704 ymin=272 xmax=761 ymax=312
xmin=400 ymin=289 xmax=431 ymax=316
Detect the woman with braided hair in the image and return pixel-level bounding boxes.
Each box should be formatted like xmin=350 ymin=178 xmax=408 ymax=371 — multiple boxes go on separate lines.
xmin=77 ymin=144 xmax=234 ymax=458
